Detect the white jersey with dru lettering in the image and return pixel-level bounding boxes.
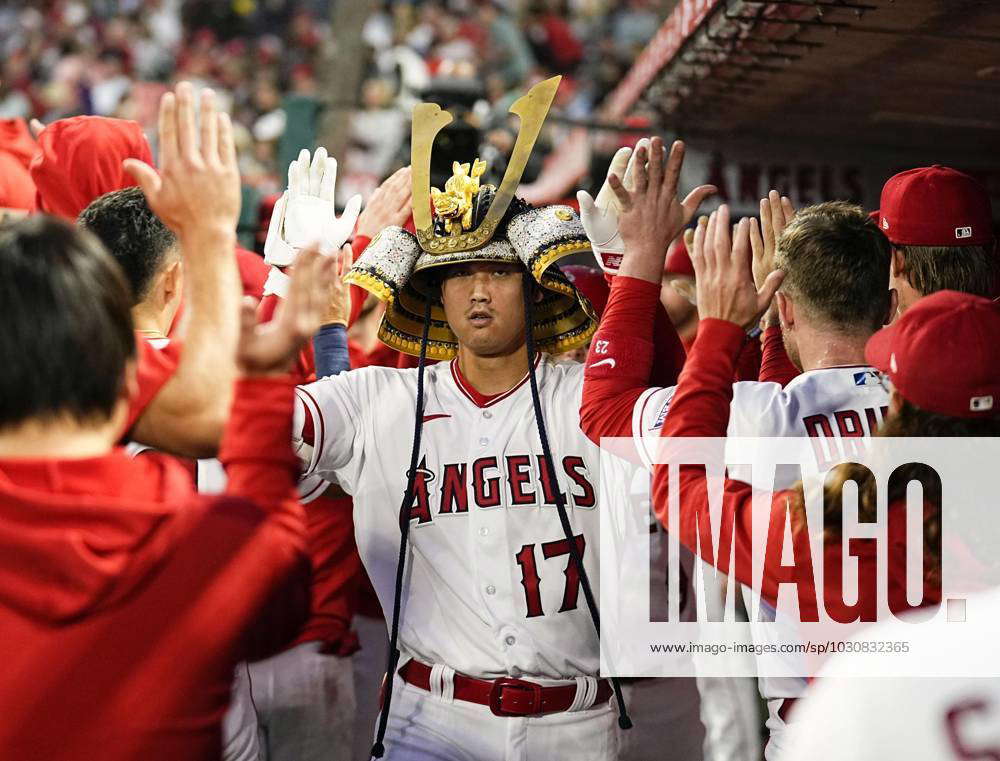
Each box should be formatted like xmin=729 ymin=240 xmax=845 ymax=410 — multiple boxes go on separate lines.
xmin=633 ymin=365 xmax=890 ymax=480
xmin=632 ymin=364 xmax=890 ymax=759
xmin=293 ymin=356 xmax=602 ymax=680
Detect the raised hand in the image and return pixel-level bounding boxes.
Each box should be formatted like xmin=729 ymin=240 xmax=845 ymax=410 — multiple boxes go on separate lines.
xmin=576 ymin=140 xmax=647 ymax=275
xmin=691 ymin=204 xmax=784 ymax=329
xmin=749 ymin=190 xmax=795 ymax=326
xmin=322 ymin=243 xmax=352 ymax=327
xmin=265 ymin=147 xmax=363 ymax=267
xmin=124 ymin=82 xmax=240 ymax=240
xmin=605 ymin=136 xmax=716 ymax=284
xmin=354 ymin=166 xmax=413 ymax=241
xmin=237 ymin=246 xmax=337 ymax=376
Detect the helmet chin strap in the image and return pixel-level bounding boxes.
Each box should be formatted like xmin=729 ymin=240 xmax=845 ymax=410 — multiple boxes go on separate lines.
xmin=371 ymin=299 xmax=432 ymax=760
xmin=521 ymin=276 xmax=633 ymax=731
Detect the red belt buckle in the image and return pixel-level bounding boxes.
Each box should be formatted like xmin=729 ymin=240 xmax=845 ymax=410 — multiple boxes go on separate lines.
xmin=488 ymin=677 xmax=543 ymax=717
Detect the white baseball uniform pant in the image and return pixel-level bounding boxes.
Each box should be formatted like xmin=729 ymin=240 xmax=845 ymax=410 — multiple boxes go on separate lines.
xmin=372 ymin=671 xmax=620 ymax=761
xmin=222 ymin=642 xmax=356 ymax=761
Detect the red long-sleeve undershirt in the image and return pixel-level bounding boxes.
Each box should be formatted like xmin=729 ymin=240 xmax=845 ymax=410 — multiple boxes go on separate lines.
xmin=648 ymin=319 xmax=807 ymax=611
xmin=580 ymin=276 xmax=687 ymax=441
xmin=759 ymin=325 xmax=800 ymax=385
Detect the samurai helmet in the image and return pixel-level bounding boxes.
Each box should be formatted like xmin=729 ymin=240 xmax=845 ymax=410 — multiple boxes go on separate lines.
xmin=345 ymin=76 xmax=597 ymax=359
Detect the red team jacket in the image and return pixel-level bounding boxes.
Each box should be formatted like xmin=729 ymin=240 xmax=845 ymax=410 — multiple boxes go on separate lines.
xmin=0 ymin=378 xmax=310 ymax=761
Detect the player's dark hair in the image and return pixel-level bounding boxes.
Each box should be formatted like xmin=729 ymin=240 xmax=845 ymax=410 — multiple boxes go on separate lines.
xmin=775 ymin=201 xmax=892 ymax=334
xmin=0 ymin=215 xmax=135 ymax=429
xmin=78 ymin=187 xmax=177 ymax=305
xmin=894 ymin=243 xmax=997 ymax=299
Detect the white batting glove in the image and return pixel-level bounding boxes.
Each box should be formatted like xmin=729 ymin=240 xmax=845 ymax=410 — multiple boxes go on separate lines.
xmin=577 ymin=138 xmax=652 ymax=276
xmin=264 ymin=147 xmax=363 ymax=267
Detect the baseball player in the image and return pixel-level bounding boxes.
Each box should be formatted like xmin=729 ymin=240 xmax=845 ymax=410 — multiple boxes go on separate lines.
xmin=778 ymin=289 xmax=1000 ymax=761
xmin=0 ymin=78 xmax=334 ymax=761
xmin=880 ymin=165 xmax=996 ymax=312
xmin=580 ymin=137 xmax=895 ymax=758
xmin=292 ymin=77 xmax=638 ymax=761
xmin=759 ymin=167 xmax=997 ymax=387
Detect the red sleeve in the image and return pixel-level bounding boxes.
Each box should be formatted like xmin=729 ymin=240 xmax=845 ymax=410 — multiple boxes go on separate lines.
xmin=222 ymin=377 xmax=302 ymax=504
xmin=580 ymin=276 xmax=681 ymax=442
xmin=125 ymin=335 xmax=181 ymax=431
xmin=293 ymin=494 xmax=363 ymax=655
xmin=236 ymin=246 xmax=269 ymax=300
xmin=257 ymin=292 xmax=315 ymax=383
xmin=734 ymin=333 xmax=762 ymax=382
xmin=650 ymin=298 xmax=688 ymax=387
xmin=759 ymin=325 xmax=799 ymax=385
xmin=218 ymin=375 xmax=310 ymax=659
xmin=651 ymin=319 xmax=815 ymax=613
xmin=347 ymin=235 xmax=371 ymax=328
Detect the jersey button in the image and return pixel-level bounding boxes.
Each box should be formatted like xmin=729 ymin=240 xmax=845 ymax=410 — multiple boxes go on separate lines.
xmin=483 ymin=410 xmax=492 ymax=419
xmin=478 ymin=527 xmax=489 ymax=537
xmin=504 ymin=635 xmax=516 ymax=647
xmin=479 ymin=437 xmax=489 ymax=447
xmin=485 ymin=584 xmax=496 ymax=595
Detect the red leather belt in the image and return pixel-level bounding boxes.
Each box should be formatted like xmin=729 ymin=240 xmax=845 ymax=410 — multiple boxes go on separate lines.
xmin=398 ymin=659 xmax=613 ymax=717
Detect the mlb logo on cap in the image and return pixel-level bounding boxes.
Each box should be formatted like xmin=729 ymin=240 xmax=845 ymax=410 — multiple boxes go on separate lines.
xmin=876 ymin=165 xmax=994 ymax=247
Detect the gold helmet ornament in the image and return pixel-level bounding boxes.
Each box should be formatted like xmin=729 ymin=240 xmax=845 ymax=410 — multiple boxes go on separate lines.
xmin=346 ymin=76 xmax=597 ymax=359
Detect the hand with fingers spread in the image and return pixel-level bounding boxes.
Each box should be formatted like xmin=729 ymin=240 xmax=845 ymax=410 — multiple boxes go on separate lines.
xmin=606 ymin=136 xmax=717 ymax=284
xmin=238 ymin=246 xmax=338 ymax=376
xmin=265 ymin=147 xmax=363 ymax=267
xmin=751 ymin=190 xmax=796 ymax=289
xmin=354 ymin=166 xmax=413 ymax=241
xmin=575 ymin=139 xmax=650 ymax=276
xmin=123 ymin=82 xmax=240 ymax=238
xmin=690 ymin=204 xmax=785 ymax=330
xmin=750 ymin=190 xmax=795 ymax=327
xmin=322 ymin=244 xmax=353 ymax=327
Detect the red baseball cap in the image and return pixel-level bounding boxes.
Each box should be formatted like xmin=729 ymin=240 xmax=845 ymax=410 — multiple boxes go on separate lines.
xmin=865 ymin=290 xmax=1000 ymax=417
xmin=562 ymin=264 xmax=609 ymax=319
xmin=877 ymin=165 xmax=994 ymax=247
xmin=665 ymin=237 xmax=695 ymax=278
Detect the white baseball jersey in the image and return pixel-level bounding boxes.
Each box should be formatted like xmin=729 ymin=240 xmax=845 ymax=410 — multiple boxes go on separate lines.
xmin=632 ymin=364 xmax=890 ymax=759
xmin=779 ymin=586 xmax=1000 ymax=761
xmin=293 ymin=356 xmax=603 ymax=680
xmin=633 ymin=366 xmax=890 ymax=478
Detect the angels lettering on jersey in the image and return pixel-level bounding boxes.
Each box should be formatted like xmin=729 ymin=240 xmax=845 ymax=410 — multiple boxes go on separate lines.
xmin=404 ymin=452 xmax=596 ymax=526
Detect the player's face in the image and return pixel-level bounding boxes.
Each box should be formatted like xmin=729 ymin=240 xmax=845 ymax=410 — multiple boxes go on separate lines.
xmin=440 ymin=261 xmax=528 ymax=357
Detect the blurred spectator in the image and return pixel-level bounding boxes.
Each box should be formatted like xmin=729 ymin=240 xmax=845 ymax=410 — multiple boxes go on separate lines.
xmin=1 ymin=0 xmax=648 ymax=214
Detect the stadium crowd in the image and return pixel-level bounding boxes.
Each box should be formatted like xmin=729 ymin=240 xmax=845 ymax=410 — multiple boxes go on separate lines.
xmin=0 ymin=3 xmax=998 ymax=761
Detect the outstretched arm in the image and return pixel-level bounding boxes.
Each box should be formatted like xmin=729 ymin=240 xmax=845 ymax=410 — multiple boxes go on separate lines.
xmin=751 ymin=191 xmax=800 ymax=385
xmin=650 ymin=208 xmax=804 ymax=610
xmin=125 ymin=83 xmax=242 ymax=457
xmin=219 ymin=245 xmax=336 ymax=660
xmin=580 ymin=137 xmax=714 ymax=444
